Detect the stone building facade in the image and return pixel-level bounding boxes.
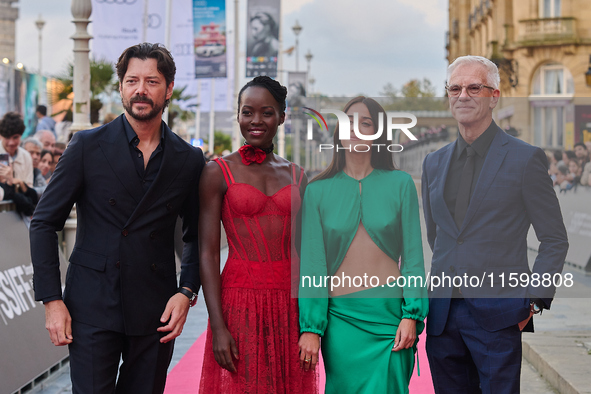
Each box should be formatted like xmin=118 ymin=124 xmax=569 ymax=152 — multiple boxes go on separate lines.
xmin=0 ymin=0 xmax=18 ymax=63
xmin=447 ymin=0 xmax=591 ymax=149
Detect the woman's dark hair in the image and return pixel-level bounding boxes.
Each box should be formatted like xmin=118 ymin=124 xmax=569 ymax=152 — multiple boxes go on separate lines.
xmin=251 ymin=12 xmax=279 ymax=39
xmin=0 ymin=112 xmax=25 ymax=138
xmin=553 ymin=150 xmax=562 ymax=162
xmin=312 ymin=96 xmax=397 ymax=183
xmin=40 ymin=149 xmax=54 ymax=162
xmin=116 ymin=43 xmax=176 ymax=107
xmin=237 ymin=75 xmax=287 ymax=113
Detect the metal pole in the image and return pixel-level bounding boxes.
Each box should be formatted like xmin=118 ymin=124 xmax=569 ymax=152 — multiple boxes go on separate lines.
xmin=9 ymin=63 xmax=15 ymax=112
xmin=295 ymin=36 xmax=299 ymax=72
xmin=70 ymin=0 xmax=93 ymax=133
xmin=232 ymin=0 xmax=241 ymax=151
xmin=305 ymin=120 xmax=311 ymax=170
xmin=162 ymin=0 xmax=172 ymax=124
xmin=209 ymin=79 xmax=216 ymax=155
xmin=294 ymin=116 xmax=300 ymax=165
xmin=195 ymin=80 xmax=201 ymax=140
xmin=277 ymin=0 xmax=284 ymax=158
xmin=36 ymin=15 xmax=46 ymax=106
xmin=36 ymin=15 xmax=45 ymax=76
xmin=142 ymin=0 xmax=149 ymax=42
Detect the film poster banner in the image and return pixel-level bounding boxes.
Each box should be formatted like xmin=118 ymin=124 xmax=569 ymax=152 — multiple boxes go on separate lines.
xmin=0 ymin=64 xmax=10 ymax=116
xmin=91 ymin=0 xmax=145 ymax=64
xmin=246 ymin=0 xmax=280 ymax=78
xmin=287 ymin=71 xmax=307 ymax=109
xmin=284 ymin=71 xmax=307 ymax=135
xmin=193 ymin=0 xmax=227 ymax=78
xmin=12 ymin=72 xmax=47 ymax=138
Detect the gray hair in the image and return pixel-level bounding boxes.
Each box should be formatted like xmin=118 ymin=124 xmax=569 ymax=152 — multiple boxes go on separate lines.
xmin=21 ymin=137 xmax=43 ymax=149
xmin=447 ymin=55 xmax=500 ymax=89
xmin=34 ymin=129 xmax=55 ymax=140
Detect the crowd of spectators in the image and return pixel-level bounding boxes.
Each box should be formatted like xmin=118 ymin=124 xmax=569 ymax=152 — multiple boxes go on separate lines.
xmin=0 ymin=107 xmax=67 ymax=218
xmin=0 ymin=112 xmax=38 ymax=216
xmin=547 ymin=141 xmax=591 ymax=192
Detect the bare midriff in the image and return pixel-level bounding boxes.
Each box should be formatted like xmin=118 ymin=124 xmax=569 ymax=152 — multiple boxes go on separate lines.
xmin=330 ymin=221 xmax=401 ymax=296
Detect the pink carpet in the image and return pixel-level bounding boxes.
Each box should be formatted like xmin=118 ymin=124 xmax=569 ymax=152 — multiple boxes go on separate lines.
xmin=165 ymin=331 xmax=434 ymax=393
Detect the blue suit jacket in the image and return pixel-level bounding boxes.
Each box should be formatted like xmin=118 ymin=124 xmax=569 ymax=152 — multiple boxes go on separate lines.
xmin=30 ymin=115 xmax=205 ymax=336
xmin=421 ymin=124 xmax=568 ymax=335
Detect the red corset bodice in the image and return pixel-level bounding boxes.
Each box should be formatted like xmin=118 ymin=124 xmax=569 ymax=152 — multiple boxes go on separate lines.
xmin=214 ymin=159 xmax=303 ymax=290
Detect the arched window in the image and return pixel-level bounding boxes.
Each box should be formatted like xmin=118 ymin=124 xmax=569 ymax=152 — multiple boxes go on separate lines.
xmin=531 ymin=63 xmax=574 ymax=96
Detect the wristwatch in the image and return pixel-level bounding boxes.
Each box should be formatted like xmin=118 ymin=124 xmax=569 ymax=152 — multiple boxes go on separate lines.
xmin=177 ymin=287 xmax=197 ymax=307
xmin=530 ymin=300 xmax=542 ymax=315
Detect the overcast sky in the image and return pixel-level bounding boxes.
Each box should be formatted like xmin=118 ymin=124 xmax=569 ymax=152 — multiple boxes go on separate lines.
xmin=15 ymin=0 xmax=448 ymax=97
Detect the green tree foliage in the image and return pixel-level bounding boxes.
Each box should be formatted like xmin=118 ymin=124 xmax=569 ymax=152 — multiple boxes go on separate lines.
xmin=204 ymin=131 xmax=232 ymax=155
xmin=168 ymin=85 xmax=196 ymax=130
xmin=51 ymin=59 xmax=118 ymax=124
xmin=380 ymin=78 xmax=447 ymax=111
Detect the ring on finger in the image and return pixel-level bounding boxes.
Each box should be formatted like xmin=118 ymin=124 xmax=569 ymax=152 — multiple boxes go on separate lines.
xmin=304 ymin=357 xmax=311 ymax=363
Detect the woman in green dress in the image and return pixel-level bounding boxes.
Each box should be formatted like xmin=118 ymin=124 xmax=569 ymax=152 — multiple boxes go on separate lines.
xmin=298 ymin=96 xmax=428 ymax=393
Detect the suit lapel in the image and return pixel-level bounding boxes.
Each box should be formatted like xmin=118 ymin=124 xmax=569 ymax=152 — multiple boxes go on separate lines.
xmin=98 ymin=117 xmax=144 ymax=204
xmin=125 ymin=125 xmax=189 ymax=227
xmin=433 ymin=142 xmax=459 ymax=237
xmin=460 ymin=127 xmax=508 ymax=232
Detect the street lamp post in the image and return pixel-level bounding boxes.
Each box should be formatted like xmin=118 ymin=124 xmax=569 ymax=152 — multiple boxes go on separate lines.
xmin=35 ymin=15 xmax=45 ymax=76
xmin=35 ymin=15 xmax=46 ymax=106
xmin=291 ymin=21 xmax=303 ymax=165
xmin=305 ymin=49 xmax=313 ymax=78
xmin=70 ymin=0 xmax=93 ymax=133
xmin=304 ymin=50 xmax=312 ymax=171
xmin=303 ymin=50 xmax=313 ymax=170
xmin=292 ymin=21 xmax=302 ymax=72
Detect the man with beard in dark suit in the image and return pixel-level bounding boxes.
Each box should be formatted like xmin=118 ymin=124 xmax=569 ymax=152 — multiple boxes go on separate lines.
xmin=31 ymin=43 xmax=205 ymax=393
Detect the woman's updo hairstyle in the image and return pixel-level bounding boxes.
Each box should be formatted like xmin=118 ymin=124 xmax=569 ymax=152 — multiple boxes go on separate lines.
xmin=237 ymin=75 xmax=288 ymax=114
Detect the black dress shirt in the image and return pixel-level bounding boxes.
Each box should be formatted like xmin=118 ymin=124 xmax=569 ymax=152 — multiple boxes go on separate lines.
xmin=123 ymin=115 xmax=165 ymax=194
xmin=444 ymin=120 xmax=498 ymax=221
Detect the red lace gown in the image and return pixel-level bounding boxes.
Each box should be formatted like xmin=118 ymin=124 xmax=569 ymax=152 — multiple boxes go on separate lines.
xmin=199 ymin=158 xmax=317 ymax=394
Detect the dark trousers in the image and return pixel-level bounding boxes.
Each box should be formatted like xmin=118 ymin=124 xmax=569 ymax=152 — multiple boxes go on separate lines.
xmin=426 ymin=298 xmax=522 ymax=394
xmin=68 ymin=320 xmax=175 ymax=394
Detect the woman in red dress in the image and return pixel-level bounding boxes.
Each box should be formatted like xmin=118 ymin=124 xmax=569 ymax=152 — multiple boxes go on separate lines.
xmin=198 ymin=76 xmax=317 ymax=393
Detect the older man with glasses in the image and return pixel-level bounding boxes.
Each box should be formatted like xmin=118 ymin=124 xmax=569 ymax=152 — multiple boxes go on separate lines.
xmin=421 ymin=55 xmax=569 ymax=394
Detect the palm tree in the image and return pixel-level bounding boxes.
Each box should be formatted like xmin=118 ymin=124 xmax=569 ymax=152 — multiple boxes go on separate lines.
xmin=50 ymin=59 xmax=118 ymax=124
xmin=167 ymin=85 xmax=197 ymax=130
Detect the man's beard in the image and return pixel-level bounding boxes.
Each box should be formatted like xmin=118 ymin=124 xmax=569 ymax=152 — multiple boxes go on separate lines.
xmin=122 ymin=94 xmax=166 ymax=121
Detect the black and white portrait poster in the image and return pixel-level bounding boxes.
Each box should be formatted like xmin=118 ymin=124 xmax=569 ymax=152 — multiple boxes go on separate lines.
xmin=245 ymin=0 xmax=280 ymax=78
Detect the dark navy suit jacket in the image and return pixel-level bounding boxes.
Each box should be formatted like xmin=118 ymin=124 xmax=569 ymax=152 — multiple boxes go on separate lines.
xmin=30 ymin=115 xmax=205 ymax=336
xmin=422 ymin=124 xmax=568 ymax=335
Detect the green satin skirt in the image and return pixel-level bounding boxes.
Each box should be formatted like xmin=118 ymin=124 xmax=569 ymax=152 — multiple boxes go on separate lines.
xmin=322 ymin=285 xmax=421 ymax=394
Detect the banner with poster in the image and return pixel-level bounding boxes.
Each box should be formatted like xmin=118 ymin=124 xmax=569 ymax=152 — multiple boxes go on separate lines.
xmin=287 ymin=71 xmax=307 ymax=109
xmin=285 ymin=72 xmax=307 ymax=135
xmin=0 ymin=64 xmax=11 ymax=116
xmin=11 ymin=71 xmax=47 ymax=138
xmin=91 ymin=0 xmax=144 ymax=64
xmin=146 ymin=0 xmax=166 ymax=44
xmin=193 ymin=0 xmax=227 ymax=78
xmin=246 ymin=0 xmax=280 ymax=78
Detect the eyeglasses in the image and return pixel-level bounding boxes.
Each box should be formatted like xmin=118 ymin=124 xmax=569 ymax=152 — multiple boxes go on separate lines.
xmin=445 ymin=84 xmax=495 ymax=97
